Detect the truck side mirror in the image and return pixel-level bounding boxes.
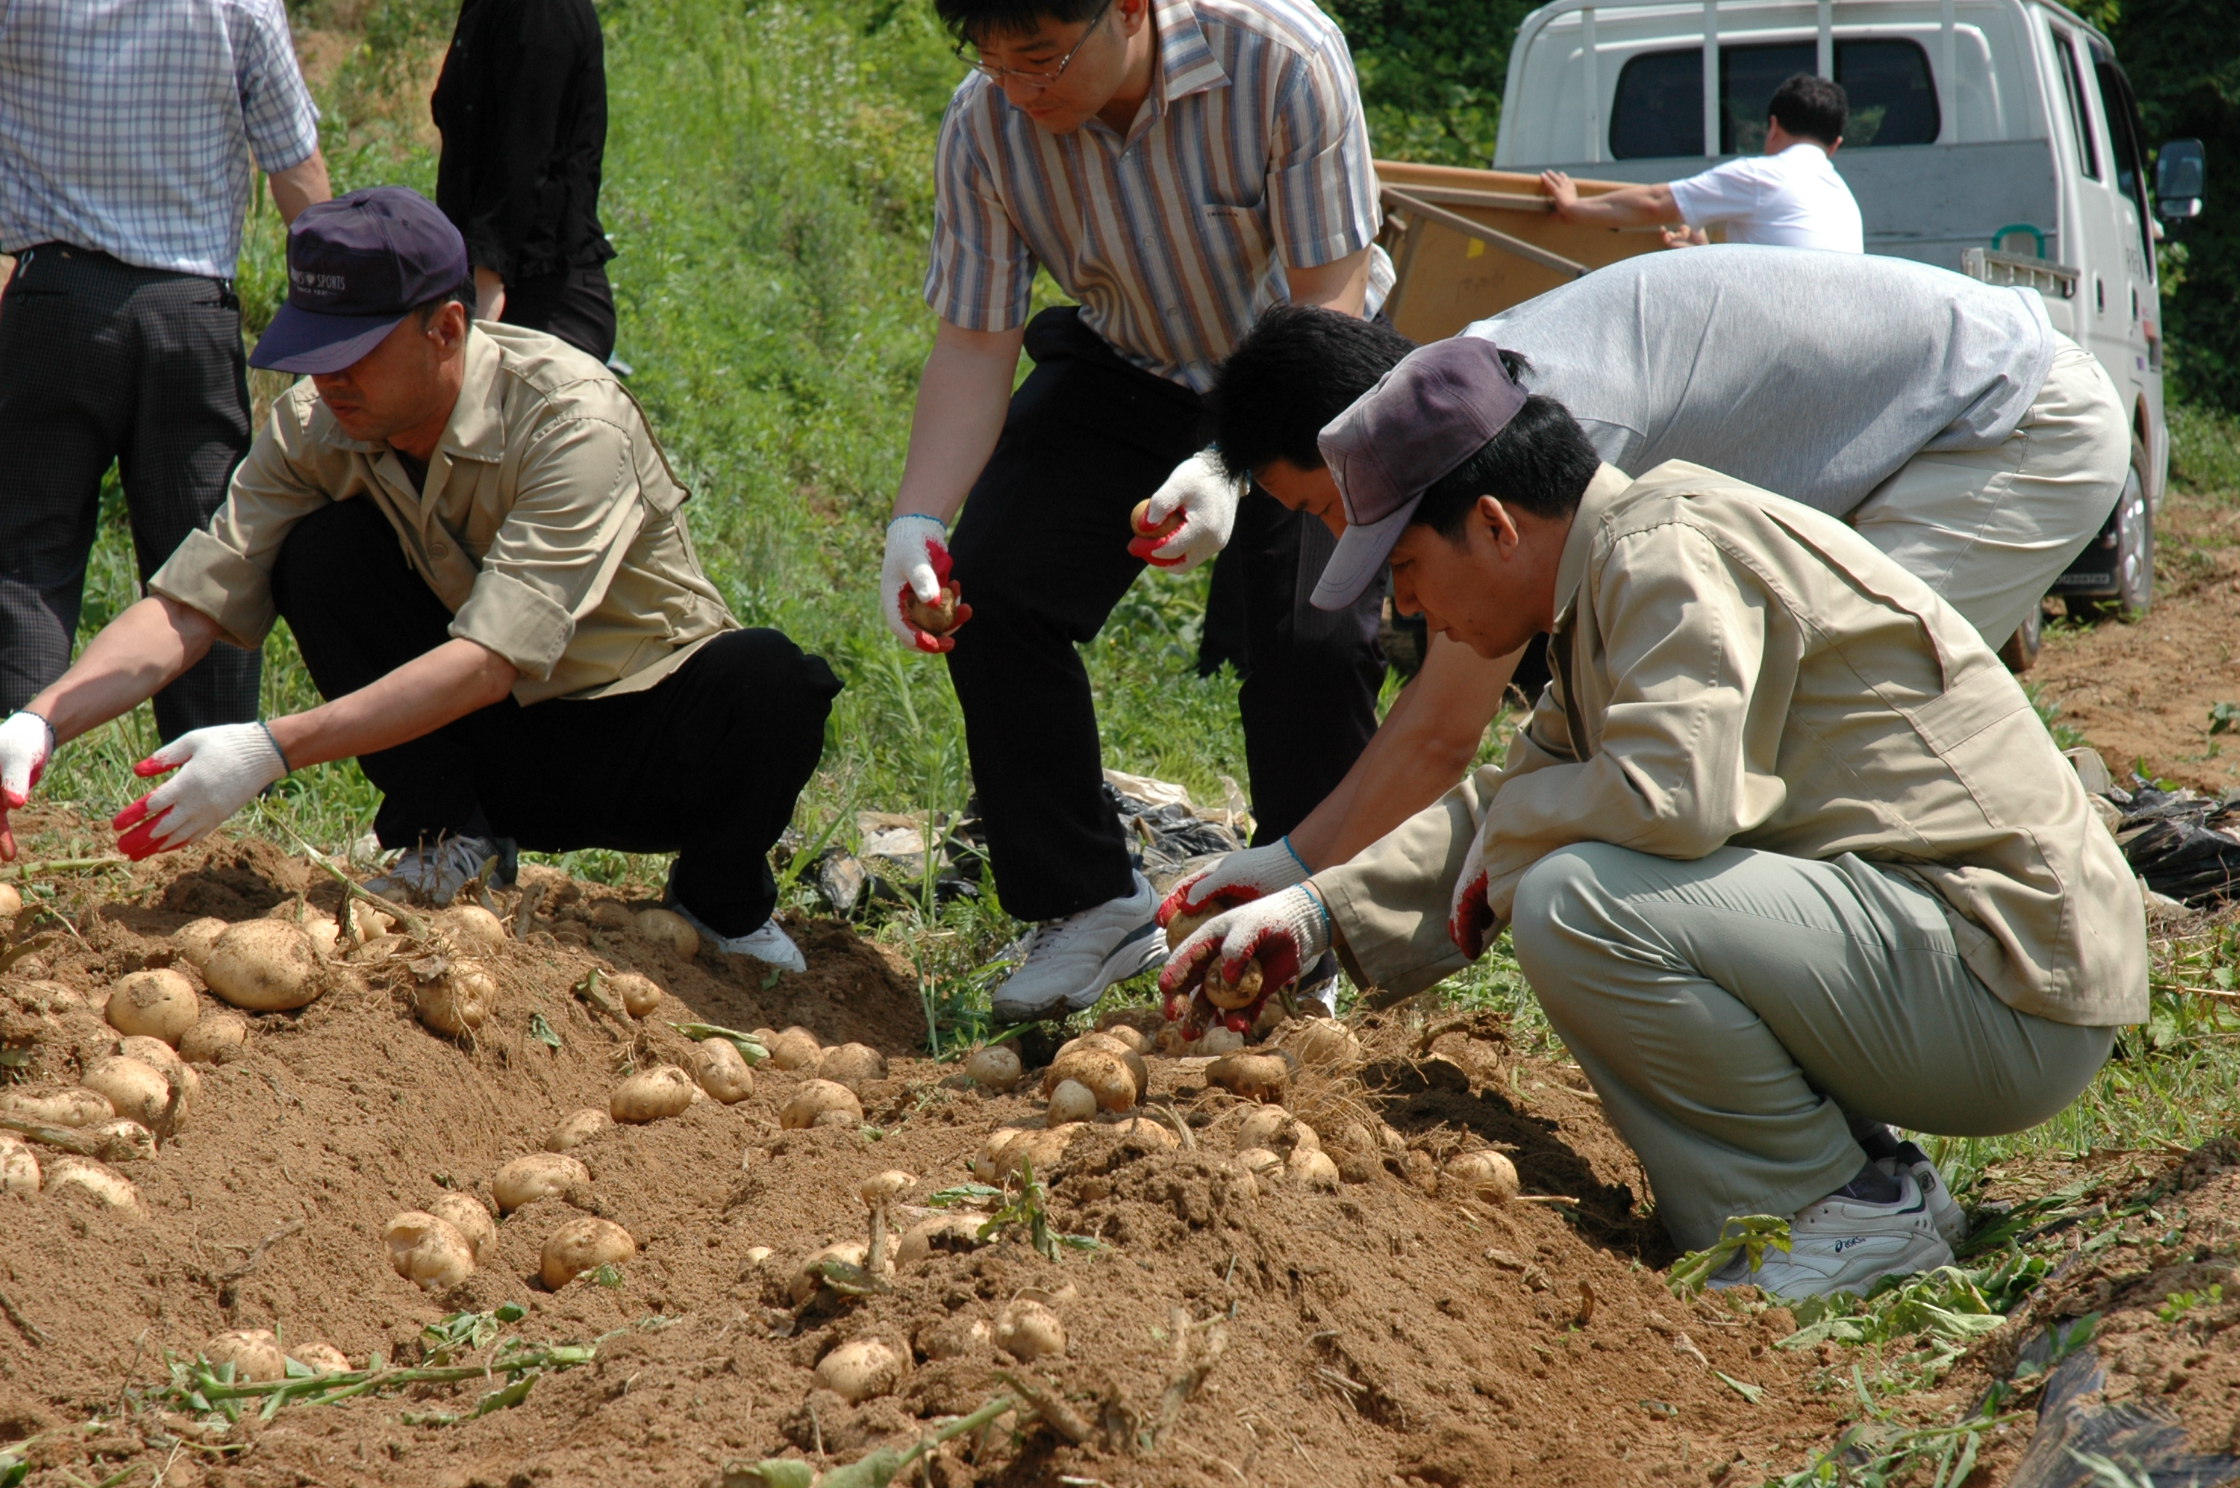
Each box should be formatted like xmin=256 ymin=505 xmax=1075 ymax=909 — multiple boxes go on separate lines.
xmin=2156 ymin=138 xmax=2206 ymax=222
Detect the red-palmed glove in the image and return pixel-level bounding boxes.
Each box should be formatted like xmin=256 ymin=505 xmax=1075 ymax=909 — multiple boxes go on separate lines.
xmin=1128 ymin=449 xmax=1242 ymax=572
xmin=0 ymin=710 xmax=55 ymax=860
xmin=1157 ymin=837 xmax=1312 ymax=941
xmin=1159 ymin=884 xmax=1331 ymax=1035
xmin=881 ymin=513 xmax=972 ymax=653
xmin=113 ymin=724 xmax=289 ymax=860
xmin=1447 ymin=811 xmax=1499 ymax=959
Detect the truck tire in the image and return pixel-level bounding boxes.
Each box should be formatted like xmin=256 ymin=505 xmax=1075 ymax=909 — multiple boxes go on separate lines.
xmin=1999 ymin=601 xmax=2043 ymax=673
xmin=2078 ymin=446 xmax=2153 ymax=620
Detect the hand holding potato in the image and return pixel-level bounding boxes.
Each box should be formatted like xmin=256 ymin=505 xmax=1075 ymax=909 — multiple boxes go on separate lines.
xmin=1159 ymin=884 xmax=1332 ymax=1035
xmin=0 ymin=710 xmax=54 ymax=861
xmin=1157 ymin=837 xmax=1313 ymax=942
xmin=1127 ymin=448 xmax=1242 ymax=572
xmin=881 ymin=514 xmax=972 ymax=653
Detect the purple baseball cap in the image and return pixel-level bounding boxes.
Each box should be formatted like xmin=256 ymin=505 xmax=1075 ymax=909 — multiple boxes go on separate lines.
xmin=1310 ymin=337 xmax=1529 ymax=610
xmin=250 ymin=187 xmax=470 ymax=375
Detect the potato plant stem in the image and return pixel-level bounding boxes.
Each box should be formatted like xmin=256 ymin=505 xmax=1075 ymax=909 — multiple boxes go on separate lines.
xmin=190 ymin=1346 xmax=589 ymax=1405
xmin=2 ymin=855 xmax=129 ymax=879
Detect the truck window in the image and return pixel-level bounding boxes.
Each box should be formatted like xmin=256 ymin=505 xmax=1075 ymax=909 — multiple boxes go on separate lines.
xmin=2049 ymin=26 xmax=2099 ymax=180
xmin=1609 ymin=39 xmax=1939 ymax=160
xmin=2090 ymin=47 xmax=2158 ymax=281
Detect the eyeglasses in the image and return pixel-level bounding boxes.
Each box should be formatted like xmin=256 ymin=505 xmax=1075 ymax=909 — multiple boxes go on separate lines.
xmin=953 ymin=0 xmax=1114 ymax=89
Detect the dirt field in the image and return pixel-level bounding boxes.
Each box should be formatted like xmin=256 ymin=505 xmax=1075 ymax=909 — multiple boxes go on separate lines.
xmin=2 ymin=827 xmax=2237 ymax=1488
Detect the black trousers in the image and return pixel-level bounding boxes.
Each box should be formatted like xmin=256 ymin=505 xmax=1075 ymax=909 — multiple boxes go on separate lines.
xmin=501 ymin=263 xmax=617 ymax=363
xmin=270 ymin=500 xmax=840 ymax=934
xmin=0 ymin=244 xmax=261 ymax=739
xmin=947 ymin=308 xmax=1384 ymax=922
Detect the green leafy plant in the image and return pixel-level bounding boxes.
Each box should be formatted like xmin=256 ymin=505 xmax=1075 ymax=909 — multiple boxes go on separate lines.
xmin=1667 ymin=1214 xmax=1792 ymax=1294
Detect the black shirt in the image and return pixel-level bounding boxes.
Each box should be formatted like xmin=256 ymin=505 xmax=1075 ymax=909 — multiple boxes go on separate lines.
xmin=431 ymin=0 xmax=615 ymax=284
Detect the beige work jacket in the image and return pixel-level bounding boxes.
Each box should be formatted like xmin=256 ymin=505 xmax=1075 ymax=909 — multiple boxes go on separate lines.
xmin=149 ymin=323 xmax=736 ymax=705
xmin=1317 ymin=461 xmax=2147 ymax=1028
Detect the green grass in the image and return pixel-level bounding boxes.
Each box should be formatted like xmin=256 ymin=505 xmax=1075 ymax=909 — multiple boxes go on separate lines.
xmin=2170 ymin=399 xmax=2240 ymax=503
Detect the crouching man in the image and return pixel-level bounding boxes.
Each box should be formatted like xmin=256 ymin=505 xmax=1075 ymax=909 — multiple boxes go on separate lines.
xmin=1162 ymin=338 xmax=2146 ymax=1296
xmin=0 ymin=188 xmax=839 ymax=970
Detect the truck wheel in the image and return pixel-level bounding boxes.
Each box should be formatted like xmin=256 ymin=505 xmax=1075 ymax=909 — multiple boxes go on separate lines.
xmin=2078 ymin=455 xmax=2153 ymax=619
xmin=1999 ymin=601 xmax=2043 ymax=673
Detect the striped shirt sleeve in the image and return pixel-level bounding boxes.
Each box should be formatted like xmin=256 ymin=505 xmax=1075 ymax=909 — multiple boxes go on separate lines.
xmin=1264 ymin=33 xmax=1381 ymax=270
xmin=925 ymin=88 xmax=1037 ymax=332
xmin=235 ymin=0 xmax=320 ymax=172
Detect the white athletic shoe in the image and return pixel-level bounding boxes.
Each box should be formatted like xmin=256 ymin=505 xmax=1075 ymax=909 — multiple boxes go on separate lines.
xmin=667 ymin=900 xmax=807 ymax=973
xmin=1710 ymin=1172 xmax=1956 ymax=1300
xmin=364 ymin=833 xmax=515 ymax=907
xmin=991 ymin=871 xmax=1166 ymax=1024
xmin=1882 ymin=1140 xmax=1969 ymax=1250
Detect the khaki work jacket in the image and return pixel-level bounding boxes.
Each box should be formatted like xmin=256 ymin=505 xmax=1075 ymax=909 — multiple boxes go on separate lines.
xmin=150 ymin=322 xmax=736 ymax=705
xmin=1316 ymin=462 xmax=2147 ymax=1027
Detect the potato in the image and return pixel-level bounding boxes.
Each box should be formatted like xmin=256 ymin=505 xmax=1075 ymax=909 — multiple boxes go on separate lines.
xmin=173 ymin=916 xmax=229 ymax=971
xmin=1281 ymin=1017 xmax=1362 ymax=1069
xmin=178 ymin=1012 xmax=250 ymax=1065
xmin=779 ymin=1078 xmax=862 ymax=1130
xmin=1235 ymin=1146 xmax=1283 ymax=1180
xmin=540 ymin=1215 xmax=635 ymax=1288
xmin=45 ymin=1156 xmax=137 ymax=1209
xmin=858 ymin=1169 xmax=915 ymax=1206
xmin=978 ymin=1124 xmax=1080 ymax=1181
xmin=0 ymin=1134 xmax=40 ymax=1195
xmin=545 ymin=1107 xmax=611 ymax=1152
xmin=994 ymin=1299 xmax=1065 ymax=1361
xmin=611 ymin=1065 xmax=696 ymax=1124
xmin=0 ymin=883 xmax=18 ymax=919
xmin=1164 ymin=907 xmax=1215 ymax=947
xmin=492 ymin=1153 xmax=588 ymax=1213
xmin=1043 ymin=1048 xmax=1139 ymax=1111
xmin=1095 ymin=1023 xmax=1150 ymax=1055
xmin=815 ymin=1338 xmax=904 ymax=1403
xmin=692 ymin=1039 xmax=755 ymax=1103
xmin=963 ymin=1044 xmax=1022 ymax=1092
xmin=789 ymin=1240 xmax=869 ymax=1305
xmin=896 ymin=1214 xmax=984 ymax=1268
xmin=0 ymin=1086 xmax=113 ymax=1128
xmin=384 ymin=1211 xmax=475 ymax=1290
xmin=203 ymin=920 xmax=326 ymax=1011
xmin=1444 ymin=1150 xmax=1520 ymax=1203
xmin=633 ymin=907 xmax=700 ymax=957
xmin=816 ymin=1042 xmax=887 ymax=1088
xmin=104 ymin=968 xmax=199 ymax=1044
xmin=609 ymin=971 xmax=662 ymax=1019
xmin=413 ymin=966 xmax=495 ymax=1036
xmin=902 ymin=582 xmax=963 ymax=637
xmin=1207 ymin=1051 xmax=1292 ymax=1103
xmin=428 ymin=1192 xmax=497 ymax=1262
xmin=1199 ymin=1026 xmax=1246 ymax=1055
xmin=1288 ymin=1147 xmax=1341 ymax=1190
xmin=1047 ymin=1079 xmax=1096 ymax=1126
xmin=291 ymin=1342 xmax=353 ymax=1374
xmin=767 ymin=1026 xmax=822 ymax=1071
xmin=117 ymin=1036 xmax=200 ymax=1099
xmin=1203 ymin=957 xmax=1264 ymax=1011
xmin=86 ymin=1119 xmax=155 ymax=1161
xmin=588 ymin=900 xmax=634 ymax=931
xmin=440 ymin=904 xmax=507 ymax=950
xmin=1237 ymin=1105 xmax=1315 ymax=1154
xmin=917 ymin=1315 xmax=993 ymax=1360
xmin=1056 ymin=1031 xmax=1149 ymax=1093
xmin=743 ymin=1246 xmax=774 ymax=1267
xmin=83 ymin=1056 xmax=174 ymax=1128
xmin=203 ymin=1328 xmax=287 ymax=1382
xmin=1129 ymin=497 xmax=1183 ymax=541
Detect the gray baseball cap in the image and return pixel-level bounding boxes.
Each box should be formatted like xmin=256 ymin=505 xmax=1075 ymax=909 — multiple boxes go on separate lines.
xmin=1310 ymin=337 xmax=1528 ymax=610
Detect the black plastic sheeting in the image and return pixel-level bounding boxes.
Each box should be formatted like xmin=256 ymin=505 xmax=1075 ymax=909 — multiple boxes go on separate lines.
xmin=2006 ymin=1341 xmax=2240 ymax=1488
xmin=2115 ymin=788 xmax=2240 ymax=905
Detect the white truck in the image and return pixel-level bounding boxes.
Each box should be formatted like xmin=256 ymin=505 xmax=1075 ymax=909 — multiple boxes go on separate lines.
xmin=1384 ymin=0 xmax=2205 ymax=665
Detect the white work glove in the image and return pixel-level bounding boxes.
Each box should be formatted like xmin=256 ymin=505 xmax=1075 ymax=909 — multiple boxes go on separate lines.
xmin=1159 ymin=884 xmax=1332 ymax=1035
xmin=0 ymin=710 xmax=56 ymax=861
xmin=113 ymin=723 xmax=289 ymax=861
xmin=1128 ymin=448 xmax=1243 ymax=572
xmin=1447 ymin=808 xmax=1500 ymax=960
xmin=881 ymin=513 xmax=970 ymax=654
xmin=1157 ymin=837 xmax=1312 ymax=944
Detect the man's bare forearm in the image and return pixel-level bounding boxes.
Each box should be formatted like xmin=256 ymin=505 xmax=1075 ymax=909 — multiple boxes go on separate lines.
xmin=1288 ymin=246 xmax=1372 ymax=318
xmin=891 ymin=321 xmax=1025 ymax=524
xmin=28 ymin=596 xmax=220 ymax=744
xmin=267 ymin=638 xmax=518 ymax=771
xmin=267 ymin=150 xmax=332 ymax=225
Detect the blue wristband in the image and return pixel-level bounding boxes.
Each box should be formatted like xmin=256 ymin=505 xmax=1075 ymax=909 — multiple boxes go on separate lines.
xmin=888 ymin=513 xmax=943 ymax=530
xmin=1278 ymin=834 xmax=1311 ymax=877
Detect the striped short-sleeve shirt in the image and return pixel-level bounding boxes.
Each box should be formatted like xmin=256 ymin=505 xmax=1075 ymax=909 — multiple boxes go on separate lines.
xmin=926 ymin=0 xmax=1385 ymax=393
xmin=0 ymin=0 xmax=321 ymax=279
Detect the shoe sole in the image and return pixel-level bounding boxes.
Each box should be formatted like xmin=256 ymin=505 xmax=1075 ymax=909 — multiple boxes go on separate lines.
xmin=991 ymin=920 xmax=1167 ymax=1025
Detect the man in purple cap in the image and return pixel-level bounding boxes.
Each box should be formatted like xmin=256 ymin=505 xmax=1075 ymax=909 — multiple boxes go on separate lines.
xmin=1160 ymin=337 xmax=2145 ymax=1299
xmin=0 ymin=187 xmax=839 ymax=972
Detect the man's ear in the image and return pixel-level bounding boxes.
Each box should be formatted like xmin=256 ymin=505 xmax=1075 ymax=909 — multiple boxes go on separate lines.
xmin=1475 ymin=493 xmax=1521 ymax=553
xmin=1117 ymin=0 xmax=1151 ymax=34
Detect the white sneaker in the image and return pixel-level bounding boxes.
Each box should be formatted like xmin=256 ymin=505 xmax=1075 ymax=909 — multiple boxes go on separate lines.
xmin=1711 ymin=1173 xmax=1955 ymax=1299
xmin=667 ymin=900 xmax=806 ymax=973
xmin=1882 ymin=1140 xmax=1969 ymax=1249
xmin=364 ymin=833 xmax=515 ymax=907
xmin=991 ymin=871 xmax=1166 ymax=1024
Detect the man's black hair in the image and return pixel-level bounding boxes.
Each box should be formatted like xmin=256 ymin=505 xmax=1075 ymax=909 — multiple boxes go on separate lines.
xmin=1768 ymin=74 xmax=1846 ymax=147
xmin=934 ymin=0 xmax=1104 ymax=45
xmin=1205 ymin=305 xmax=1533 ymax=481
xmin=1409 ymin=395 xmax=1600 ymax=540
xmin=412 ymin=274 xmax=477 ymax=324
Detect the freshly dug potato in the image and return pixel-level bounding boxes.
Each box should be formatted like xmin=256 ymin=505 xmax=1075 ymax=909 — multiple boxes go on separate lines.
xmin=858 ymin=1169 xmax=915 ymax=1206
xmin=609 ymin=971 xmax=662 ymax=1019
xmin=492 ymin=1152 xmax=588 ymax=1213
xmin=1046 ymin=1079 xmax=1097 ymax=1126
xmin=1237 ymin=1105 xmax=1316 ymax=1154
xmin=1163 ymin=906 xmax=1215 ymax=947
xmin=0 ymin=1134 xmax=40 ymax=1195
xmin=383 ymin=1211 xmax=475 ymax=1290
xmin=611 ymin=1065 xmax=696 ymax=1124
xmin=173 ymin=916 xmax=229 ymax=971
xmin=963 ymin=1044 xmax=1022 ymax=1092
xmin=203 ymin=1329 xmax=287 ymax=1382
xmin=917 ymin=1315 xmax=993 ymax=1360
xmin=117 ymin=1036 xmax=200 ymax=1099
xmin=588 ymin=900 xmax=634 ymax=932
xmin=0 ymin=1086 xmax=113 ymax=1128
xmin=545 ymin=1107 xmax=611 ymax=1152
xmin=178 ymin=1011 xmax=250 ymax=1065
xmin=692 ymin=1039 xmax=755 ymax=1103
xmin=1280 ymin=1017 xmax=1362 ymax=1069
xmin=1235 ymin=1147 xmax=1283 ymax=1181
xmin=1198 ymin=1026 xmax=1246 ymax=1055
xmin=0 ymin=883 xmax=18 ymax=918
xmin=1207 ymin=1051 xmax=1292 ymax=1103
xmin=815 ymin=1338 xmax=904 ymax=1403
xmin=85 ymin=1119 xmax=155 ymax=1160
xmin=104 ymin=968 xmax=199 ymax=1044
xmin=1096 ymin=1023 xmax=1149 ymax=1055
xmin=994 ymin=1299 xmax=1066 ymax=1361
xmin=902 ymin=582 xmax=963 ymax=637
xmin=743 ymin=1246 xmax=774 ymax=1267
xmin=1202 ymin=957 xmax=1264 ymax=1010
xmin=1129 ymin=497 xmax=1184 ymax=542
xmin=977 ymin=1124 xmax=1080 ymax=1182
xmin=897 ymin=1214 xmax=984 ymax=1268
xmin=541 ymin=1215 xmax=636 ymax=1288
xmin=767 ymin=1026 xmax=822 ymax=1071
xmin=440 ymin=904 xmax=507 ymax=950
xmin=816 ymin=1042 xmax=887 ymax=1087
xmin=634 ymin=908 xmax=700 ymax=957
xmin=779 ymin=1079 xmax=862 ymax=1130
xmin=291 ymin=1342 xmax=353 ymax=1374
xmin=1055 ymin=1032 xmax=1148 ymax=1095
xmin=428 ymin=1192 xmax=497 ymax=1262
xmin=1444 ymin=1149 xmax=1520 ymax=1203
xmin=413 ymin=965 xmax=495 ymax=1036
xmin=788 ymin=1240 xmax=869 ymax=1305
xmin=1288 ymin=1147 xmax=1341 ymax=1190
xmin=1042 ymin=1048 xmax=1138 ymax=1112
xmin=203 ymin=920 xmax=326 ymax=1011
xmin=82 ymin=1056 xmax=174 ymax=1127
xmin=45 ymin=1157 xmax=138 ymax=1209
